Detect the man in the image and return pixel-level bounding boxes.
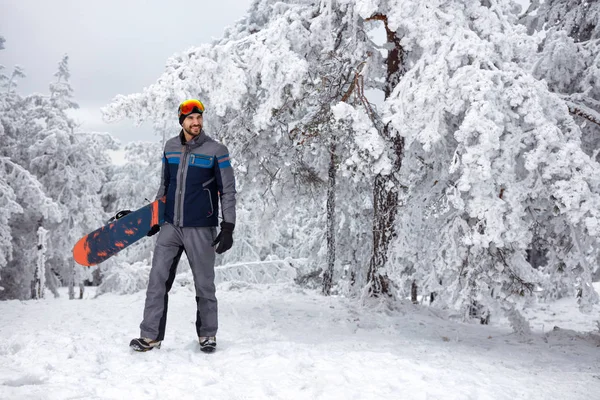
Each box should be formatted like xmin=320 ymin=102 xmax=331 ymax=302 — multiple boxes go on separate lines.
xmin=130 ymin=99 xmax=236 ymax=353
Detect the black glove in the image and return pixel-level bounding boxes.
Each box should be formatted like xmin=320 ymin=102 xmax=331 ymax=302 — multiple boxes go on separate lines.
xmin=147 ymin=224 xmax=161 ymax=237
xmin=108 ymin=209 xmax=132 ymax=224
xmin=212 ymin=222 xmax=234 ymax=254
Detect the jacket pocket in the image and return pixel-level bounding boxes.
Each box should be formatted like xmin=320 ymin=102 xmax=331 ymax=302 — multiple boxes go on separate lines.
xmin=190 ymin=154 xmax=214 ymax=168
xmin=204 ymin=188 xmax=214 ymax=217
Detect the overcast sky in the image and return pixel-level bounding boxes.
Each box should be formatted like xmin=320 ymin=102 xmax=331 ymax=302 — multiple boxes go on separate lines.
xmin=0 ymin=0 xmax=252 ymax=143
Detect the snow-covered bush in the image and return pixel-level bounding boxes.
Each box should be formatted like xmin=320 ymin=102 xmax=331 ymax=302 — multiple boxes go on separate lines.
xmin=95 ymin=261 xmax=151 ymax=296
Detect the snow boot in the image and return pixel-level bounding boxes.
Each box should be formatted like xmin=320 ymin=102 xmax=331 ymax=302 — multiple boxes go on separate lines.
xmin=130 ymin=337 xmax=161 ymax=352
xmin=199 ymin=336 xmax=216 ymax=353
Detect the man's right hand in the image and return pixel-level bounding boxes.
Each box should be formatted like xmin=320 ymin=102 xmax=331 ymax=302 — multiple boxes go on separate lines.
xmin=147 ymin=225 xmax=160 ymax=237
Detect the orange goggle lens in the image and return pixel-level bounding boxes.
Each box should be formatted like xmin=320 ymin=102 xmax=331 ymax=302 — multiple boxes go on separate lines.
xmin=178 ymin=99 xmax=205 ymax=116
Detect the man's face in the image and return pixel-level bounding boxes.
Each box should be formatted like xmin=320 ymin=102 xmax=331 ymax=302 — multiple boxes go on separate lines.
xmin=182 ymin=113 xmax=203 ymax=137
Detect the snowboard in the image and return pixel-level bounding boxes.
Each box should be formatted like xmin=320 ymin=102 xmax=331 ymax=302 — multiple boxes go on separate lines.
xmin=73 ymin=197 xmax=166 ymax=266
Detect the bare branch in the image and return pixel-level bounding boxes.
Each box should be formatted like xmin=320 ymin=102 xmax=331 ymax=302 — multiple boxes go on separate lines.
xmin=567 ymin=103 xmax=600 ymax=127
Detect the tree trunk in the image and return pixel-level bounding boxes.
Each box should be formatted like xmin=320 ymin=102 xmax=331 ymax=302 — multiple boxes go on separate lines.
xmin=411 ymin=281 xmax=418 ymax=304
xmin=31 ymin=226 xmax=48 ymax=299
xmin=322 ymin=138 xmax=337 ymax=295
xmin=366 ymin=15 xmax=405 ymax=297
xmin=366 ymin=158 xmax=402 ymax=297
xmin=46 ymin=268 xmax=61 ymax=298
xmin=68 ymin=260 xmax=75 ymax=300
xmin=68 ymin=215 xmax=78 ymax=300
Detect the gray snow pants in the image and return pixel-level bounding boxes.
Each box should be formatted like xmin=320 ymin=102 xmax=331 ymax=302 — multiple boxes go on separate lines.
xmin=140 ymin=223 xmax=217 ymax=341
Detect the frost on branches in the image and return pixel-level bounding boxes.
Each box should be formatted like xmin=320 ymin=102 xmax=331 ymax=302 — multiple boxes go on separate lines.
xmin=380 ymin=0 xmax=600 ymax=328
xmin=523 ymin=0 xmax=600 ymax=307
xmin=525 ymin=0 xmax=600 ymax=159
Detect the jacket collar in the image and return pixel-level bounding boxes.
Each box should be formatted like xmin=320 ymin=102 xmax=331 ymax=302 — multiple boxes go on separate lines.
xmin=179 ymin=129 xmax=210 ymax=148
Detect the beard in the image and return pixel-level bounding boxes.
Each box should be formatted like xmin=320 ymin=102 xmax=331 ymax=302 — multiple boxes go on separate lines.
xmin=183 ymin=124 xmax=202 ymax=137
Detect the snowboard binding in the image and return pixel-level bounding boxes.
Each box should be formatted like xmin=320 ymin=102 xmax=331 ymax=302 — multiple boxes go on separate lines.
xmin=107 ymin=210 xmax=132 ymax=224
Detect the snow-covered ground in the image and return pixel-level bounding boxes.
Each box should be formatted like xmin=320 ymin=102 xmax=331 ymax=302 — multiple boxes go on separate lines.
xmin=1 ymin=281 xmax=600 ymax=400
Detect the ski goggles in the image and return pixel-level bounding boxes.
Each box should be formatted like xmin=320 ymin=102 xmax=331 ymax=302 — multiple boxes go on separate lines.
xmin=178 ymin=99 xmax=205 ymax=117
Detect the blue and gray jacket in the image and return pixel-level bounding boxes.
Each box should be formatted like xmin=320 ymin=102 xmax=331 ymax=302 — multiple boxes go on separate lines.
xmin=156 ymin=130 xmax=236 ymax=227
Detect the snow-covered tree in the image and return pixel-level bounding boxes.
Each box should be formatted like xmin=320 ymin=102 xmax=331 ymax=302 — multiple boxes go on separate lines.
xmin=27 ymin=55 xmax=117 ymax=298
xmin=0 ymin=163 xmax=22 ymax=287
xmin=518 ymin=0 xmax=600 ymax=299
xmin=0 ymin=158 xmax=60 ymax=299
xmin=0 ymin=39 xmax=61 ymax=299
xmin=0 ymin=37 xmax=25 ymax=95
xmin=0 ymin=35 xmax=5 ymax=91
xmin=373 ymin=0 xmax=600 ymax=328
xmin=0 ymin=47 xmax=115 ymax=299
xmin=525 ymin=0 xmax=600 ymax=152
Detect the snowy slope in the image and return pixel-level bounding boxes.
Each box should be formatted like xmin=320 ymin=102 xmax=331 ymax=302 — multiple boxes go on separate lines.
xmin=1 ymin=282 xmax=599 ymax=400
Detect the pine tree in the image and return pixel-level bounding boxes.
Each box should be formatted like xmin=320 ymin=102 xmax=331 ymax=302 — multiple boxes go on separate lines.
xmin=0 ymin=160 xmax=22 ymax=289
xmin=27 ymin=55 xmax=117 ymax=298
xmin=0 ymin=158 xmax=60 ymax=299
xmin=0 ymin=38 xmax=61 ymax=299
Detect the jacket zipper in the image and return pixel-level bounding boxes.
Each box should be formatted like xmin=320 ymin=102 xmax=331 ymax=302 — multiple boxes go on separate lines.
xmin=176 ymin=145 xmax=190 ymax=226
